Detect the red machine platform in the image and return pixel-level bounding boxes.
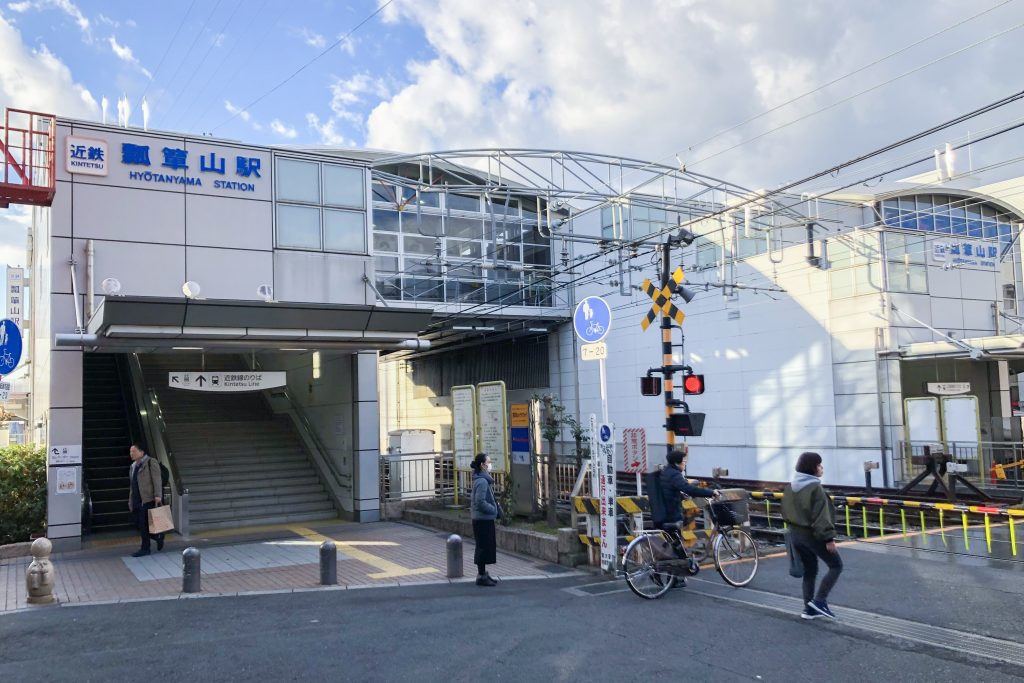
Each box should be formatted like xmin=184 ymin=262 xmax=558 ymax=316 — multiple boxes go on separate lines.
xmin=0 ymin=108 xmax=56 ymax=208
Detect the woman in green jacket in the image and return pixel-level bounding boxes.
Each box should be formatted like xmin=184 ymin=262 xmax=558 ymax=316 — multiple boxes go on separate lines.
xmin=781 ymin=452 xmax=843 ymax=620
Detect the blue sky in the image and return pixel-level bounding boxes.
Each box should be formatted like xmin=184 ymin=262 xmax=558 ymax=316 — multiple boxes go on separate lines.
xmin=2 ymin=0 xmax=1024 ymax=285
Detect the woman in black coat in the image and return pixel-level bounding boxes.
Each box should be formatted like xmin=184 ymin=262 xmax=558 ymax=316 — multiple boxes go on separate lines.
xmin=470 ymin=453 xmax=500 ymax=586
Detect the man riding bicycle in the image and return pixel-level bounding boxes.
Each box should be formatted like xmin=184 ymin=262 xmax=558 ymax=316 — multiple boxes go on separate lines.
xmin=656 ymin=448 xmax=721 ymax=583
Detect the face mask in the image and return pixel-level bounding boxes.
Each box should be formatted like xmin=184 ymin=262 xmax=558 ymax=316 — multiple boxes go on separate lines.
xmin=484 ymin=463 xmax=491 ymax=472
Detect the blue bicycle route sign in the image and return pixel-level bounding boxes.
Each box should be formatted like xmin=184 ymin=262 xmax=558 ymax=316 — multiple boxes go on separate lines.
xmin=573 ymin=296 xmax=612 ymax=344
xmin=0 ymin=319 xmax=22 ymax=375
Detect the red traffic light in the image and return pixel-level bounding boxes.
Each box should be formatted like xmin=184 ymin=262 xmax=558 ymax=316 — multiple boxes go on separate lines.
xmin=682 ymin=374 xmax=705 ymax=395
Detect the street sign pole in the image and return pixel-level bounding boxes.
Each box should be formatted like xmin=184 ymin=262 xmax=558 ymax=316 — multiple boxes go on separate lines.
xmin=598 ymin=356 xmax=608 ymax=424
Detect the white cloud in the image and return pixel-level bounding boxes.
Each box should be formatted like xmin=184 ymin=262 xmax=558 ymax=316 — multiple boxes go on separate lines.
xmin=270 ymin=118 xmax=297 ymax=139
xmin=337 ymin=34 xmax=355 ymax=56
xmin=6 ymin=0 xmax=90 ymax=39
xmin=108 ymin=35 xmax=152 ymax=79
xmin=306 ymin=112 xmax=353 ymax=147
xmin=224 ymin=99 xmax=251 ymax=122
xmin=293 ymin=27 xmax=326 ymax=49
xmin=0 ymin=13 xmax=99 ymax=118
xmin=360 ymin=0 xmax=1024 ymax=187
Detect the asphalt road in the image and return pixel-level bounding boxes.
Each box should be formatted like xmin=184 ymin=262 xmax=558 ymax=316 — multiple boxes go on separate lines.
xmin=2 ymin=549 xmax=1023 ymax=683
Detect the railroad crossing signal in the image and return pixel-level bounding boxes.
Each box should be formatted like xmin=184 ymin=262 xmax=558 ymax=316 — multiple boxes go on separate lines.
xmin=641 ymin=266 xmax=686 ymax=330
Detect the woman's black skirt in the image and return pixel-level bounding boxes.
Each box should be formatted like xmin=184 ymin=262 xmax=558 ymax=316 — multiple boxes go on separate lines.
xmin=472 ymin=519 xmax=497 ymax=566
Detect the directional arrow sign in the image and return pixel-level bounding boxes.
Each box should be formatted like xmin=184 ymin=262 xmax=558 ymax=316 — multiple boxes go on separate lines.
xmin=170 ymin=375 xmax=180 ymax=384
xmin=196 ymin=375 xmax=207 ymax=387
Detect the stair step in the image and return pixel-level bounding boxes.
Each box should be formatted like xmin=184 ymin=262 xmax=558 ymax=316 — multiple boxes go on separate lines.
xmin=191 ymin=492 xmax=332 ymax=513
xmin=186 ymin=474 xmax=321 ymax=492
xmin=190 ymin=483 xmax=325 ymax=502
xmin=190 ymin=501 xmax=337 ymax=524
xmin=184 ymin=468 xmax=316 ymax=486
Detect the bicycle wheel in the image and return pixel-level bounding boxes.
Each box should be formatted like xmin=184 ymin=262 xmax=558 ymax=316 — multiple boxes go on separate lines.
xmin=712 ymin=528 xmax=758 ymax=587
xmin=622 ymin=536 xmax=675 ymax=599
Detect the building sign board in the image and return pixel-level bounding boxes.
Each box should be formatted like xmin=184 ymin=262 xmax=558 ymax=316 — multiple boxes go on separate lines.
xmin=168 ymin=371 xmax=286 ymax=392
xmin=926 ymin=382 xmax=971 ymax=396
xmin=931 ymin=240 xmax=998 ymax=268
xmin=6 ymin=267 xmax=23 ymax=329
xmin=48 ymin=445 xmax=82 ymax=466
xmin=65 ymin=136 xmax=108 ymax=176
xmin=452 ymin=385 xmax=477 ymax=471
xmin=476 ymin=381 xmax=508 ymax=473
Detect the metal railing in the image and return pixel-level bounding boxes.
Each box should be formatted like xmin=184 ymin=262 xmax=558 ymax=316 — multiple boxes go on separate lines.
xmin=126 ymin=354 xmax=190 ymax=535
xmin=379 ymin=451 xmax=456 ymax=503
xmin=896 ymin=440 xmax=1024 ymax=490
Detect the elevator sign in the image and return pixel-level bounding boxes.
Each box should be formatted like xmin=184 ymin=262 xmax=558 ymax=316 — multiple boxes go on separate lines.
xmin=169 ymin=371 xmax=287 ymax=392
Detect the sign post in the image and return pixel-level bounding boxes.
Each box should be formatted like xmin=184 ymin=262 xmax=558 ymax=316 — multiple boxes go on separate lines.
xmin=574 ymin=296 xmax=612 ymax=424
xmin=596 ymin=423 xmax=617 ymax=573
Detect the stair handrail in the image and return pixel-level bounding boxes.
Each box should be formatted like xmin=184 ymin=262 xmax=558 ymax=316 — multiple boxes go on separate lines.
xmin=247 ymin=356 xmax=352 ymax=498
xmin=125 ymin=354 xmax=190 ymax=535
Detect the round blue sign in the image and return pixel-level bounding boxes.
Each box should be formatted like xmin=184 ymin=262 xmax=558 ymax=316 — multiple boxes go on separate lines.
xmin=573 ymin=296 xmax=612 ymax=344
xmin=0 ymin=319 xmax=23 ymax=375
xmin=600 ymin=425 xmax=612 ymax=442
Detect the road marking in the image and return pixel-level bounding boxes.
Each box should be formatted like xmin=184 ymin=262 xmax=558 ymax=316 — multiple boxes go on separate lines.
xmin=685 ymin=578 xmax=1024 ymax=667
xmin=292 ymin=527 xmax=437 ymax=580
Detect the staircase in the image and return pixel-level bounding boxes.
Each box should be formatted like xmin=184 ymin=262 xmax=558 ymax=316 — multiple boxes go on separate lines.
xmin=141 ymin=355 xmax=338 ymax=531
xmin=82 ymin=354 xmax=133 ymax=532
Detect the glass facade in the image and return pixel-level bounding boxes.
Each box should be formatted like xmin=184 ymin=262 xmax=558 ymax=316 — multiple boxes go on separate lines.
xmin=879 ymin=194 xmax=1016 ymax=244
xmin=372 ymin=181 xmax=553 ymax=306
xmin=275 ymin=157 xmax=367 ymax=253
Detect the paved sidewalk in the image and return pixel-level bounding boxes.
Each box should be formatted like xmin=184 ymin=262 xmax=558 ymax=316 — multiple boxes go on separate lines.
xmin=1 ymin=520 xmax=578 ymax=613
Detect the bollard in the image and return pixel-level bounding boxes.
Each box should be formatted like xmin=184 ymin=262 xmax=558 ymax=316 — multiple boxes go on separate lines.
xmin=446 ymin=534 xmax=463 ymax=579
xmin=320 ymin=541 xmax=337 ymax=585
xmin=182 ymin=547 xmax=201 ymax=593
xmin=25 ymin=537 xmax=56 ymax=605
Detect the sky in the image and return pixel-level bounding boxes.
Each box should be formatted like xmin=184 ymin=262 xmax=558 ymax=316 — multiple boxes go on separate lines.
xmin=2 ymin=0 xmax=1024 ymax=286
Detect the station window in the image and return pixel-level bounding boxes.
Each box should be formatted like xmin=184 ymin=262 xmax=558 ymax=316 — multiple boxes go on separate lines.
xmin=828 ymin=234 xmax=882 ymax=299
xmin=275 ymin=157 xmax=368 ymax=254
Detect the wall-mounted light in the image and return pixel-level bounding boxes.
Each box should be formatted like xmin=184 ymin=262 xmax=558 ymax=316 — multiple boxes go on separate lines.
xmin=312 ymin=351 xmax=321 ymax=380
xmin=101 ymin=278 xmax=122 ymax=296
xmin=182 ymin=281 xmax=202 ymax=299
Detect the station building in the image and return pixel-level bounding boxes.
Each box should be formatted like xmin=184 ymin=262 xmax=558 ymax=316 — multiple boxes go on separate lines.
xmin=7 ymin=111 xmax=1024 ymax=549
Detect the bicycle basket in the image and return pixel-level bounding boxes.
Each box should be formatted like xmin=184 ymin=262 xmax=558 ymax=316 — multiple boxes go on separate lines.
xmin=710 ymin=501 xmax=739 ymax=527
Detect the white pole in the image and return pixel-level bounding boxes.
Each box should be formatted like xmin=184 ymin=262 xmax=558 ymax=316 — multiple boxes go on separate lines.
xmin=598 ymin=357 xmax=609 ymax=424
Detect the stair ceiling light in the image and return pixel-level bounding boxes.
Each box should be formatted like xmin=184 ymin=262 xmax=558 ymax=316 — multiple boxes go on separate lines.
xmin=101 ymin=278 xmax=122 ymax=296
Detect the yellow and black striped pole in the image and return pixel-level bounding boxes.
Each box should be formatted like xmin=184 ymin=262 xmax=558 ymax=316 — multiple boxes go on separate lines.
xmin=661 ymin=241 xmax=675 ymax=456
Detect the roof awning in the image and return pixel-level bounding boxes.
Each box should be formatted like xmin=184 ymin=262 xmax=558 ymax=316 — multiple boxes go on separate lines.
xmin=898 ymin=334 xmax=1024 ymax=360
xmin=56 ymin=296 xmax=434 ymax=352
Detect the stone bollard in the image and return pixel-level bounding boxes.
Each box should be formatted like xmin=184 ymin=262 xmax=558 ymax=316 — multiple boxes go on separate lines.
xmin=446 ymin=534 xmax=463 ymax=579
xmin=319 ymin=541 xmax=337 ymax=585
xmin=25 ymin=538 xmax=56 ymax=605
xmin=182 ymin=547 xmax=201 ymax=594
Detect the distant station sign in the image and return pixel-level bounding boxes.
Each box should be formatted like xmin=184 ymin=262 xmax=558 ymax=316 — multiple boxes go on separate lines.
xmin=168 ymin=371 xmax=286 ymax=392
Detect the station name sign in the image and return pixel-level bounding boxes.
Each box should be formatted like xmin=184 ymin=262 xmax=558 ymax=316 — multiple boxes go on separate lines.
xmin=169 ymin=371 xmax=287 ymax=392
xmin=926 ymin=382 xmax=970 ymax=396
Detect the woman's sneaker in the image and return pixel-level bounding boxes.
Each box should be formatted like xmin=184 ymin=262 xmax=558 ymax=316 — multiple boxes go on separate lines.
xmin=800 ymin=607 xmax=822 ymax=620
xmin=808 ymin=600 xmax=837 ymax=619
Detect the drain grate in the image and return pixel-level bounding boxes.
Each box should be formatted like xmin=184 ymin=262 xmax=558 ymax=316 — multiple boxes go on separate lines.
xmin=687 ymin=578 xmax=1024 ymax=668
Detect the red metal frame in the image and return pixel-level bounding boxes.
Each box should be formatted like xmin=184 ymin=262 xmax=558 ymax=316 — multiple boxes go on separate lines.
xmin=0 ymin=108 xmax=56 ymax=208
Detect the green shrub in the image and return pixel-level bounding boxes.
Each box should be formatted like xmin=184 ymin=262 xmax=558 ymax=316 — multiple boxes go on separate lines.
xmin=0 ymin=444 xmax=47 ymax=545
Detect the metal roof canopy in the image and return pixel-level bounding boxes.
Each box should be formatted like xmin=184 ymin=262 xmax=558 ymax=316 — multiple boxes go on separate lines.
xmin=898 ymin=334 xmax=1024 ymax=360
xmin=55 ymin=296 xmax=434 ymax=352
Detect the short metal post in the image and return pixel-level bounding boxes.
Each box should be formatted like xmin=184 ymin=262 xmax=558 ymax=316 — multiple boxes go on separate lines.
xmin=182 ymin=547 xmax=201 ymax=593
xmin=320 ymin=541 xmax=337 ymax=585
xmin=446 ymin=534 xmax=463 ymax=579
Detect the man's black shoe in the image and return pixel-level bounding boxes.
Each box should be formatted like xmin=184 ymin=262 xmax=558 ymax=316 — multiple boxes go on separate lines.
xmin=156 ymin=535 xmax=165 ymax=551
xmin=131 ymin=549 xmax=150 ymax=558
xmin=476 ymin=575 xmax=498 ymax=586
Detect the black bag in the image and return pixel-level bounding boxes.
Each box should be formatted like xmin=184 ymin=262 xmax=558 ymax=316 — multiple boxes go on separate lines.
xmin=784 ymin=529 xmax=804 ymax=578
xmin=646 ymin=470 xmax=667 ymax=527
xmin=710 ymin=502 xmax=739 ymax=527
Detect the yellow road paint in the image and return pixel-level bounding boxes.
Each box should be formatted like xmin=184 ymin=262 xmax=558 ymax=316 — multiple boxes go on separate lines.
xmin=293 ymin=527 xmax=437 ymax=580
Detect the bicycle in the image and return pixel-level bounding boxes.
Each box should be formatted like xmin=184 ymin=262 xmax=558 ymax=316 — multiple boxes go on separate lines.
xmin=621 ymin=496 xmax=758 ymax=599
